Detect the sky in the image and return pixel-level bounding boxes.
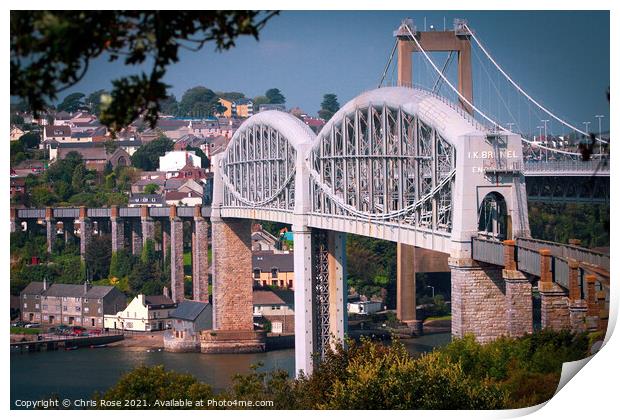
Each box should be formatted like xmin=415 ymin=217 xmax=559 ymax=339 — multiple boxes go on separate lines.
xmin=60 ymin=10 xmax=610 ymax=132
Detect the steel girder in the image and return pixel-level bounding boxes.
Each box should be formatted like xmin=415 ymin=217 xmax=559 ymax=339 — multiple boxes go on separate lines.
xmin=309 ymin=104 xmax=456 ymax=233
xmin=221 ymin=123 xmax=297 ymax=212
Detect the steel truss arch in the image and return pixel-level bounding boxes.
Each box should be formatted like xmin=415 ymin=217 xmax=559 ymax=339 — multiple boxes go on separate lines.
xmin=220 ymin=110 xmax=315 ymax=211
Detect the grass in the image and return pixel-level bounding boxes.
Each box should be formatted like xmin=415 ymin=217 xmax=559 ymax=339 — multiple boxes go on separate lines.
xmin=424 ymin=315 xmax=452 ymax=322
xmin=11 ymin=327 xmax=41 ymax=335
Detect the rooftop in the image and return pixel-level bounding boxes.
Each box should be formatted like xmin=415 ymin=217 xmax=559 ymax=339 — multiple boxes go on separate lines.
xmin=169 ymin=300 xmax=210 ymax=321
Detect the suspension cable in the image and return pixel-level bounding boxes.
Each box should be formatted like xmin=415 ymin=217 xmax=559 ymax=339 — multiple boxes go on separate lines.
xmin=402 ymin=24 xmax=600 ymax=157
xmin=378 ymin=39 xmax=399 ymax=88
xmin=433 ymin=51 xmax=454 ymax=93
xmin=464 ymin=23 xmax=608 ymax=145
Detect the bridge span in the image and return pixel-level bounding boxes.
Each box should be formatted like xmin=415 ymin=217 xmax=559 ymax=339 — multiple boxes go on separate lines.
xmin=11 ymin=87 xmax=610 ymax=375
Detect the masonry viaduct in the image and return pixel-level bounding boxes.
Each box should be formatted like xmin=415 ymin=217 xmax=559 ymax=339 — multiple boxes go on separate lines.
xmin=11 ymin=204 xmax=211 ymax=303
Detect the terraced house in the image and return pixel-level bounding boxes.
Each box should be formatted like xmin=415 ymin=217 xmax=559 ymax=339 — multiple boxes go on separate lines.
xmin=20 ymin=281 xmax=126 ymax=328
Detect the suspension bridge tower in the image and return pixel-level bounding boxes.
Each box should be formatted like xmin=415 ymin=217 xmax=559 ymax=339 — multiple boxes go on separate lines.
xmin=395 ymin=18 xmax=473 ymax=114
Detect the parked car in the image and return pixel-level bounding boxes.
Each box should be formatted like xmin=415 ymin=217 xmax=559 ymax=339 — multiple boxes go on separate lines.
xmin=90 ymin=329 xmax=102 ymax=336
xmin=24 ymin=323 xmax=40 ymax=328
xmin=11 ymin=321 xmax=27 ymax=327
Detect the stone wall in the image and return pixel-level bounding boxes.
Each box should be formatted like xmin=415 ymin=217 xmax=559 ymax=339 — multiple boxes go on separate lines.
xmin=192 ymin=217 xmax=210 ymax=302
xmin=450 ymin=258 xmax=507 ymax=343
xmin=504 ymin=270 xmax=533 ymax=337
xmin=539 ymin=281 xmax=570 ymax=330
xmin=170 ymin=218 xmax=184 ymax=302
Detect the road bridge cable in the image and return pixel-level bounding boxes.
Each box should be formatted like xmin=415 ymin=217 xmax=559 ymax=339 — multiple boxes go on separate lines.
xmin=402 ymin=24 xmax=604 ymax=158
xmin=463 ymin=23 xmax=608 ymax=145
xmin=378 ymin=39 xmax=399 ymax=88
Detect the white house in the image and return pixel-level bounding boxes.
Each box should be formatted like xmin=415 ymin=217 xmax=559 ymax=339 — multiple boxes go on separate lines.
xmin=347 ymin=300 xmax=383 ymax=315
xmin=104 ymin=294 xmax=176 ymax=331
xmin=158 ymin=150 xmax=201 ymax=174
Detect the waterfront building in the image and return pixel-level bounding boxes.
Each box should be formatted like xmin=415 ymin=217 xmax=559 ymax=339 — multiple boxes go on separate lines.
xmin=20 ymin=281 xmax=126 ymax=327
xmin=164 ymin=300 xmax=212 ymax=352
xmin=103 ymin=294 xmax=176 ymax=331
xmin=252 ymin=289 xmax=295 ymax=334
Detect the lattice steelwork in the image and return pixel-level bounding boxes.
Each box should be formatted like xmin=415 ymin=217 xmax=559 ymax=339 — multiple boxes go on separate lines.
xmin=312 ymin=231 xmax=330 ymax=360
xmin=221 ymin=123 xmax=296 ymax=211
xmin=309 ymin=104 xmax=456 ymax=232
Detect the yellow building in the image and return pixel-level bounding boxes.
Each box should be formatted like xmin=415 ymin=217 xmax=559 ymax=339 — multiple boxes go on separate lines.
xmin=252 ymin=251 xmax=294 ymax=289
xmin=218 ymin=98 xmax=233 ymax=118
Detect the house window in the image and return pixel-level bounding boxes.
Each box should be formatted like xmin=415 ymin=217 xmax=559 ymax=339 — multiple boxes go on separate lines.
xmin=23 ymin=294 xmax=27 ymax=299
xmin=84 ymin=299 xmax=89 ymax=303
xmin=98 ymin=308 xmax=102 ymax=314
xmin=42 ymin=305 xmax=48 ymax=310
xmin=75 ymin=306 xmax=81 ymax=311
xmin=35 ymin=304 xmax=40 ymax=309
xmin=271 ymin=268 xmax=278 ymax=279
xmin=23 ymin=303 xmax=27 ymax=309
xmin=253 ymin=269 xmax=260 ymax=279
xmin=62 ymin=297 xmax=67 ymax=302
xmin=35 ymin=295 xmax=40 ymax=299
xmin=84 ymin=307 xmax=89 ymax=313
xmin=63 ymin=306 xmax=67 ymax=311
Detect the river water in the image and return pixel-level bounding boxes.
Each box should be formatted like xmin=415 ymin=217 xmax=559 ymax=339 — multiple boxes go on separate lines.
xmin=10 ymin=333 xmax=450 ymax=407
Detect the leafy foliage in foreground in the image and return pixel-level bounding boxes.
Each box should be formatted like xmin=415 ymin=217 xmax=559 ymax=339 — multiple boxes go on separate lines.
xmin=99 ymin=330 xmax=591 ymax=409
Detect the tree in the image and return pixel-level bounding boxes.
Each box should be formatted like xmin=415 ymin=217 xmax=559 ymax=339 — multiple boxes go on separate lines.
xmin=11 ymin=113 xmax=24 ymax=126
xmin=216 ymin=91 xmax=245 ymax=101
xmin=97 ymin=365 xmax=214 ymax=408
xmin=11 ymin=11 xmax=279 ymax=132
xmin=57 ymin=92 xmax=86 ymax=113
xmin=143 ymin=183 xmax=160 ymax=195
xmin=85 ymin=235 xmax=112 ymax=280
xmin=253 ymin=95 xmax=270 ymax=109
xmin=19 ymin=132 xmax=41 ymax=149
xmin=178 ymin=86 xmax=219 ymax=118
xmin=159 ymin=94 xmax=179 ymax=116
xmin=130 ymin=135 xmax=174 ymax=171
xmin=318 ymin=93 xmax=340 ymax=121
xmin=265 ymin=88 xmax=286 ymax=104
xmin=71 ymin=164 xmax=87 ymax=193
xmin=86 ymin=89 xmax=109 ymax=115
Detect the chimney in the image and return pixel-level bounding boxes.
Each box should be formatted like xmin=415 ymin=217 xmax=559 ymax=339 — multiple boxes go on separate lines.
xmin=163 ymin=286 xmax=170 ymax=299
xmin=43 ymin=277 xmax=48 ymax=291
xmin=138 ymin=294 xmax=145 ymax=306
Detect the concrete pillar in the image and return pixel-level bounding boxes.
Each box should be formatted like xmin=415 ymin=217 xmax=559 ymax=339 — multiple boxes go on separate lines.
xmin=293 ymin=224 xmax=314 ymax=376
xmin=45 ymin=207 xmax=54 ymax=254
xmin=327 ymin=231 xmax=347 ymax=349
xmin=585 ymin=274 xmax=599 ymax=332
xmin=568 ymin=259 xmax=587 ymax=333
xmin=538 ymin=249 xmax=570 ymax=331
xmin=110 ymin=205 xmax=124 ymax=253
xmin=192 ymin=205 xmax=210 ymax=302
xmin=169 ymin=205 xmax=184 ymax=303
xmin=131 ymin=219 xmax=142 ymax=255
xmin=79 ymin=206 xmax=91 ymax=261
xmin=141 ymin=206 xmax=155 ymax=249
xmin=450 ymin=257 xmax=506 ymax=343
xmin=211 ymin=218 xmax=252 ymax=330
xmin=397 ymin=243 xmax=422 ymax=333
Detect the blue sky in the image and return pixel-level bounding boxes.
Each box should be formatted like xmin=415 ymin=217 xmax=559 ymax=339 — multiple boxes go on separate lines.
xmin=66 ymin=10 xmax=610 ymax=132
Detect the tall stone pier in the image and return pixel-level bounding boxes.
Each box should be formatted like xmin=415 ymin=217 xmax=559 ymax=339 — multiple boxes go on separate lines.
xmin=110 ymin=205 xmax=125 ymax=253
xmin=203 ymin=217 xmax=265 ymax=353
xmin=79 ymin=206 xmax=91 ymax=261
xmin=192 ymin=205 xmax=210 ymax=302
xmin=141 ymin=206 xmax=155 ymax=249
xmin=45 ymin=207 xmax=55 ymax=254
xmin=396 ymin=243 xmax=422 ymax=334
xmin=169 ymin=205 xmax=184 ymax=303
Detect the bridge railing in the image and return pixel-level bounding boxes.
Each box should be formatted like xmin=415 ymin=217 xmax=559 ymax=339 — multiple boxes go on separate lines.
xmin=471 ymin=237 xmax=504 ymax=266
xmin=516 ymin=237 xmax=609 ymax=271
xmin=553 ymin=257 xmax=570 ymax=290
xmin=523 ymin=160 xmax=610 ymax=175
xmin=516 ymin=246 xmax=541 ymax=277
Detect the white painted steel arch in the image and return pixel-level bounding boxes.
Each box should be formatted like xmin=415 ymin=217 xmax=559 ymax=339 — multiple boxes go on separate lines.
xmin=214 ymin=87 xmax=530 ymax=255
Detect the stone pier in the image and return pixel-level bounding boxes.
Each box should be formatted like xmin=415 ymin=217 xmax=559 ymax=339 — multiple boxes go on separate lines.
xmin=567 ymin=259 xmax=587 ymax=333
xmin=585 ymin=274 xmax=599 ymax=332
xmin=79 ymin=206 xmax=91 ymax=260
xmin=162 ymin=219 xmax=170 ymax=260
xmin=131 ymin=220 xmax=142 ymax=255
xmin=538 ymin=249 xmax=570 ymax=331
xmin=141 ymin=206 xmax=155 ymax=249
xmin=450 ymin=257 xmax=507 ymax=343
xmin=45 ymin=207 xmax=54 ymax=254
xmin=169 ymin=205 xmax=184 ymax=303
xmin=192 ymin=205 xmax=210 ymax=302
xmin=203 ymin=217 xmax=265 ymax=353
xmin=110 ymin=205 xmax=125 ymax=253
xmin=502 ymin=240 xmax=532 ymax=337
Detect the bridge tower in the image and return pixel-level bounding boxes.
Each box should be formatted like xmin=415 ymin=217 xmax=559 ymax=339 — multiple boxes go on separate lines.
xmin=395 ymin=18 xmax=473 ymax=114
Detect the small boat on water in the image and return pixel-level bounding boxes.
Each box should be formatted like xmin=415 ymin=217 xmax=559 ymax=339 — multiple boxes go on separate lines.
xmin=65 ymin=346 xmax=79 ymax=351
xmin=90 ymin=344 xmax=108 ymax=349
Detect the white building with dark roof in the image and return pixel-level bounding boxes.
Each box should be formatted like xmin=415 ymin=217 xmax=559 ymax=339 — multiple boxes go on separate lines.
xmin=104 ymin=294 xmax=177 ymax=331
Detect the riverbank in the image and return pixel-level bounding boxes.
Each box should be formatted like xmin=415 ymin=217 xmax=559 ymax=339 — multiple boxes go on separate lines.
xmin=106 ymin=331 xmax=164 ymax=350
